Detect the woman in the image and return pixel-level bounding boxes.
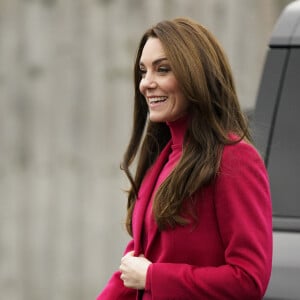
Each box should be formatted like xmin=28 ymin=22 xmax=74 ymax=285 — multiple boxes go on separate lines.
xmin=97 ymin=18 xmax=272 ymax=300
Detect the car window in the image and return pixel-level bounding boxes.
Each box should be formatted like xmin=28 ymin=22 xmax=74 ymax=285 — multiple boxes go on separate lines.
xmin=254 ymin=48 xmax=289 ymax=158
xmin=267 ymin=48 xmax=300 ymax=217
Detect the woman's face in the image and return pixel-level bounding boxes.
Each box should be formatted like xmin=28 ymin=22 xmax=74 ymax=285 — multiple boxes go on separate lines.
xmin=139 ymin=37 xmax=189 ymax=122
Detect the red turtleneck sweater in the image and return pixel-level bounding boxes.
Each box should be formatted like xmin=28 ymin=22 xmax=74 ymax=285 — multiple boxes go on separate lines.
xmin=142 ymin=116 xmax=187 ymax=255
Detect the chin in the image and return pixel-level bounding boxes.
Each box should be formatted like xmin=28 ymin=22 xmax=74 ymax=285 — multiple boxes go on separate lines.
xmin=149 ymin=114 xmax=168 ymax=123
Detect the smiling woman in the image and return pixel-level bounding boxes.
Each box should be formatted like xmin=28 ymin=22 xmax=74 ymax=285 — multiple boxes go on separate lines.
xmin=96 ymin=17 xmax=273 ymax=300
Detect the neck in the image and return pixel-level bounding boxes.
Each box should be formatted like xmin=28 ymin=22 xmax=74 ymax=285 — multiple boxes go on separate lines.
xmin=166 ymin=115 xmax=189 ymax=147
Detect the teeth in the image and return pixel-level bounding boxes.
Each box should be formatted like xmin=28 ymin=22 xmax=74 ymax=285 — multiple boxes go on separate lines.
xmin=149 ymin=97 xmax=167 ymax=103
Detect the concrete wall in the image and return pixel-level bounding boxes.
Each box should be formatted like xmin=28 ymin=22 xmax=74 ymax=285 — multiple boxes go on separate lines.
xmin=0 ymin=0 xmax=292 ymax=299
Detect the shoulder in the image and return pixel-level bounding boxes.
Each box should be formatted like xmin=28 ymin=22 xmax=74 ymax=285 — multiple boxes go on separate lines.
xmin=222 ymin=139 xmax=263 ymax=162
xmin=219 ymin=139 xmax=267 ymax=177
xmin=215 ymin=139 xmax=271 ymax=202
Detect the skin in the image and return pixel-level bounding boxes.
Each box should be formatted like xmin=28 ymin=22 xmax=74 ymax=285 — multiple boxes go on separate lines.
xmin=119 ymin=38 xmax=190 ymax=290
xmin=119 ymin=251 xmax=151 ymax=289
xmin=139 ymin=37 xmax=189 ymax=122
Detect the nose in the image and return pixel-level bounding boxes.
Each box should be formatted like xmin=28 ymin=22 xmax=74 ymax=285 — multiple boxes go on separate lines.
xmin=139 ymin=72 xmax=157 ymax=92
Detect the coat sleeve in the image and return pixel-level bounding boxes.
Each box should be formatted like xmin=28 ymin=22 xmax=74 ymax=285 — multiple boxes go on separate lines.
xmin=96 ymin=239 xmax=137 ymax=300
xmin=145 ymin=142 xmax=273 ymax=300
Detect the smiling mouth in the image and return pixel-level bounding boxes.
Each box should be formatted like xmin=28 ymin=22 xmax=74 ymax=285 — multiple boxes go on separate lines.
xmin=148 ymin=96 xmax=168 ymax=104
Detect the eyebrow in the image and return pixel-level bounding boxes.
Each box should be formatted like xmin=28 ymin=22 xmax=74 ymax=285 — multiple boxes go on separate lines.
xmin=139 ymin=57 xmax=168 ymax=67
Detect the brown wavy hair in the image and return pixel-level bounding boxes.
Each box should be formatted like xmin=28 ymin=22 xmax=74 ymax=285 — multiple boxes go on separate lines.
xmin=121 ymin=18 xmax=251 ymax=235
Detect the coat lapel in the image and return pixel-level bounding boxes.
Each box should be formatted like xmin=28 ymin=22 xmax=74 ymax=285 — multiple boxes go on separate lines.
xmin=133 ymin=141 xmax=172 ymax=255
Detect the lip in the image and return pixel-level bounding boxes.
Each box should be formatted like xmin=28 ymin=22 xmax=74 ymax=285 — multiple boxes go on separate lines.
xmin=147 ymin=95 xmax=168 ymax=106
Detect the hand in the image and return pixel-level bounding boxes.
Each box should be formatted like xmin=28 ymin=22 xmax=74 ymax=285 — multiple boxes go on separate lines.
xmin=119 ymin=251 xmax=152 ymax=289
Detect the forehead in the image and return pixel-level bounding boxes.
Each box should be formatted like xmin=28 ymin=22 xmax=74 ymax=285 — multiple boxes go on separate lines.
xmin=140 ymin=37 xmax=167 ymax=64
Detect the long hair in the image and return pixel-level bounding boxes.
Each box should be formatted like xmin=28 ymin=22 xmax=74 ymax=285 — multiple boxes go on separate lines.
xmin=121 ymin=18 xmax=251 ymax=235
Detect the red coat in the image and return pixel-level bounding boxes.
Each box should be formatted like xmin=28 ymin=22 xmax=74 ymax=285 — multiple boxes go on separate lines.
xmin=97 ymin=138 xmax=273 ymax=300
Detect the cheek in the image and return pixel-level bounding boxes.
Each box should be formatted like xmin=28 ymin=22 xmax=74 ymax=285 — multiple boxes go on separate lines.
xmin=139 ymin=80 xmax=145 ymax=95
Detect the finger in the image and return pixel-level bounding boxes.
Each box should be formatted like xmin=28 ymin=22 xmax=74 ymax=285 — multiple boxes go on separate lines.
xmin=125 ymin=250 xmax=134 ymax=258
xmin=120 ymin=272 xmax=126 ymax=283
xmin=121 ymin=250 xmax=134 ymax=262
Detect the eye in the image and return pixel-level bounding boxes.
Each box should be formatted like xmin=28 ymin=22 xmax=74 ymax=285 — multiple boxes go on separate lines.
xmin=139 ymin=67 xmax=147 ymax=78
xmin=157 ymin=65 xmax=170 ymax=74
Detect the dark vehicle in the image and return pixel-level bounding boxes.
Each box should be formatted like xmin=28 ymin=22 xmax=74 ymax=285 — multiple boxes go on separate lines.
xmin=253 ymin=1 xmax=300 ymax=299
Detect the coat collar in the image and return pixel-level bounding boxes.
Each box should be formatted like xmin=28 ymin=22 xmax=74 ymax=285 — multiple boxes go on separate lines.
xmin=132 ymin=140 xmax=172 ymax=255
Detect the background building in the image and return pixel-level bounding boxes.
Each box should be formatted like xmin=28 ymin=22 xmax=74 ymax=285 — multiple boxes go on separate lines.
xmin=0 ymin=0 xmax=293 ymax=299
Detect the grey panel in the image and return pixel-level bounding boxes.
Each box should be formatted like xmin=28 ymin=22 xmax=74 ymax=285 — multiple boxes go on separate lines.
xmin=253 ymin=49 xmax=289 ymax=158
xmin=273 ymin=217 xmax=300 ymax=232
xmin=267 ymin=49 xmax=300 ymax=217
